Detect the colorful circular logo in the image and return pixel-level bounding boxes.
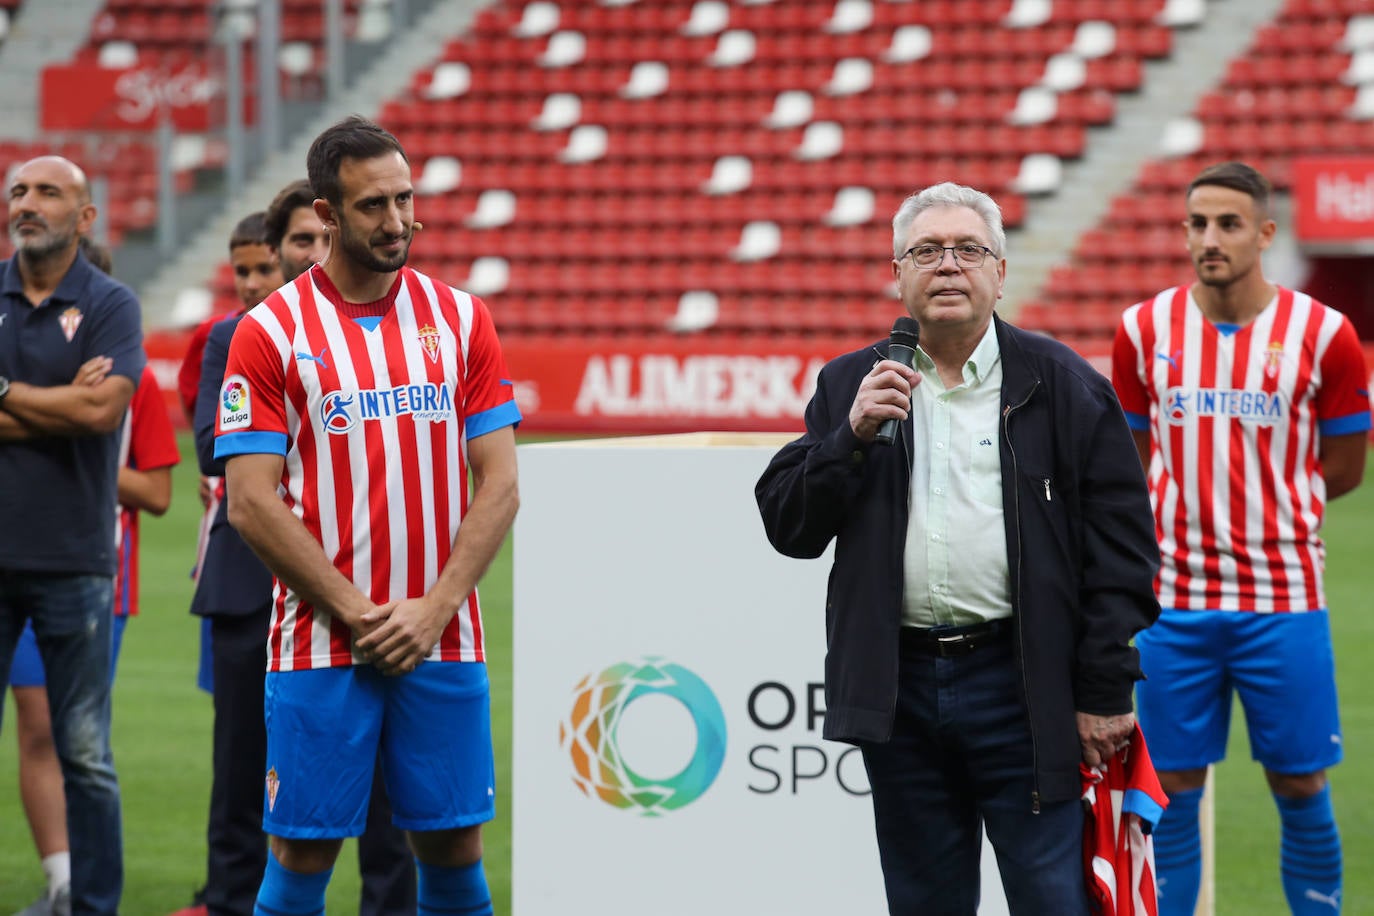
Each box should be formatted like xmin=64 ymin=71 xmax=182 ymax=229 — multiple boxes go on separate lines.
xmin=221 ymin=381 xmax=246 ymax=412
xmin=560 ymin=657 xmax=726 ymax=816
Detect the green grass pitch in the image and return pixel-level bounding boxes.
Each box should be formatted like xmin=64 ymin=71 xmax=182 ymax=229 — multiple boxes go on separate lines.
xmin=1 ymin=435 xmax=1372 ymax=913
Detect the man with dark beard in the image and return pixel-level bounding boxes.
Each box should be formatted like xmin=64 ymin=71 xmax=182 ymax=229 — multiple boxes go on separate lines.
xmin=0 ymin=155 xmax=145 ymax=916
xmin=216 ymin=117 xmax=519 ymax=916
xmin=172 ymin=204 xmax=417 ymax=916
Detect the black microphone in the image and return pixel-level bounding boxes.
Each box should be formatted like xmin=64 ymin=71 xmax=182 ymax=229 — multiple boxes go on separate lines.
xmin=874 ymin=316 xmax=920 ymax=446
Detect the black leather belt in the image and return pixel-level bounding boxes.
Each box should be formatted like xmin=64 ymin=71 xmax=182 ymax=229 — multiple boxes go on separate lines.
xmin=901 ymin=619 xmax=1011 ymax=657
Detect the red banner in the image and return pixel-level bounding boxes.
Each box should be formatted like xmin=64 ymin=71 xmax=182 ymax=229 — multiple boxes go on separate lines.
xmin=41 ymin=61 xmax=221 ymax=132
xmin=502 ymin=336 xmax=872 ymax=433
xmin=142 ymin=328 xmax=1374 ymax=438
xmin=1292 ymin=156 xmax=1374 ymax=244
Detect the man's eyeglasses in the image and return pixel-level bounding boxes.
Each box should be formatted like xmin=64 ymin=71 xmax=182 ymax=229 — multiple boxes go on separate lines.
xmin=900 ymin=244 xmax=996 ymax=269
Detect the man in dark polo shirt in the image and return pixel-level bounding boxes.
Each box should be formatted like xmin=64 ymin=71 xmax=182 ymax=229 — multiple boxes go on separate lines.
xmin=0 ymin=155 xmax=145 ymax=916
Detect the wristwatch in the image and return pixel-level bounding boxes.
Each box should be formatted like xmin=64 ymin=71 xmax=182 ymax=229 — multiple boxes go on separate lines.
xmin=0 ymin=375 xmax=9 ymax=406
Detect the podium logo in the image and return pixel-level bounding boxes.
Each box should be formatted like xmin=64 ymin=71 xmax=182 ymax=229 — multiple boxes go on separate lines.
xmin=560 ymin=657 xmax=727 ymax=816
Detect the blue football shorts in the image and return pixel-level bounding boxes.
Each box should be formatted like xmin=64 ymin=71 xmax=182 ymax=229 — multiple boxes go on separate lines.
xmin=262 ymin=661 xmax=495 ymax=838
xmin=9 ymin=614 xmax=129 ymax=688
xmin=1136 ymin=608 xmax=1342 ymax=775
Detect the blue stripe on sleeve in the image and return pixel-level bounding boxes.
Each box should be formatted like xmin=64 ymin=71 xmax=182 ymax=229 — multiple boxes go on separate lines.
xmin=1124 ymin=410 xmax=1150 ymax=431
xmin=215 ymin=430 xmax=288 ymax=459
xmin=466 ymin=400 xmax=522 ymax=440
xmin=1123 ymin=787 xmax=1167 ymax=832
xmin=1319 ymin=412 xmax=1372 ymax=437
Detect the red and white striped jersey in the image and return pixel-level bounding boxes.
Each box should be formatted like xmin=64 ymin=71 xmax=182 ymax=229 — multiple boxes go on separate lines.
xmin=216 ymin=266 xmax=521 ymax=671
xmin=1081 ymin=724 xmax=1167 ymax=916
xmin=1112 ymin=286 xmax=1371 ymax=612
xmin=114 ymin=365 xmax=181 ymax=617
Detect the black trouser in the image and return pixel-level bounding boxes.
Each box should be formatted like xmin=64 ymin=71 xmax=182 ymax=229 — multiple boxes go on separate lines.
xmin=357 ymin=765 xmax=417 ymax=916
xmin=860 ymin=629 xmax=1088 ymax=916
xmin=204 ymin=608 xmax=416 ymax=916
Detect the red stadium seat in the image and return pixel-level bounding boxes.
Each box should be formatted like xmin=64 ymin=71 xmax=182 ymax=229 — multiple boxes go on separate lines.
xmin=66 ymin=0 xmax=1359 ymax=352
xmin=1116 ymin=24 xmax=1174 ymax=59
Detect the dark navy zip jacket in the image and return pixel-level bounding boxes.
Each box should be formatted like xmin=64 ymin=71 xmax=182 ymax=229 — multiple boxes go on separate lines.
xmin=755 ymin=315 xmax=1160 ymax=803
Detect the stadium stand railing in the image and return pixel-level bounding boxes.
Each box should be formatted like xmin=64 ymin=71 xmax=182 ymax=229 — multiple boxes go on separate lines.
xmin=1018 ymin=0 xmax=1374 ymax=346
xmin=182 ymin=0 xmax=1192 ymax=348
xmin=0 ymin=0 xmax=404 ymax=260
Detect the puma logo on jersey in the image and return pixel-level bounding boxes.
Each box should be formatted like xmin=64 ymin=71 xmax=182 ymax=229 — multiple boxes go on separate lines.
xmin=296 ymin=346 xmax=329 ymax=369
xmin=1155 ymin=349 xmax=1181 ymax=369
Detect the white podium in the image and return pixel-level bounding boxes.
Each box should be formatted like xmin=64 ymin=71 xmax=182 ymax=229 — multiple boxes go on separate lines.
xmin=511 ymin=433 xmax=1009 ymax=915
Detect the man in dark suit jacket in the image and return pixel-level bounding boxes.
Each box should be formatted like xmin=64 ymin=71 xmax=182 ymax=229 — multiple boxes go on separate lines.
xmin=182 ymin=214 xmax=281 ymax=916
xmin=191 ymin=318 xmax=276 ymax=916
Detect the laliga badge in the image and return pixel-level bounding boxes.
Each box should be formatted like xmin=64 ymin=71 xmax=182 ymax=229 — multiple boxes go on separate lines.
xmin=219 ymin=374 xmax=252 ymax=431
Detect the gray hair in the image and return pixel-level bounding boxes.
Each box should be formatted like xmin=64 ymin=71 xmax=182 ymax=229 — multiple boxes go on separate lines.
xmin=891 ymin=182 xmax=1005 ymax=259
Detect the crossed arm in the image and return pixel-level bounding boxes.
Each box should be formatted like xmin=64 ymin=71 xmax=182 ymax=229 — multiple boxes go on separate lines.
xmin=0 ymin=356 xmax=135 ymax=440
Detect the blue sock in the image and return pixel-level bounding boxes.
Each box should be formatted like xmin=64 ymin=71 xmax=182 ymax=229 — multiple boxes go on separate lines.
xmin=253 ymin=852 xmax=331 ymax=916
xmin=1276 ymin=787 xmax=1342 ymax=915
xmin=1153 ymin=786 xmax=1203 ymax=916
xmin=417 ymin=859 xmax=493 ymax=916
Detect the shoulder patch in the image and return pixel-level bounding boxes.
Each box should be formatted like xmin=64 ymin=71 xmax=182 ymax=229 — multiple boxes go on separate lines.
xmin=219 ymin=374 xmax=252 ymax=431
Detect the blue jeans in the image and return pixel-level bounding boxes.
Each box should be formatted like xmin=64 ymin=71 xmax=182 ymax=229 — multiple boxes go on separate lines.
xmin=0 ymin=570 xmax=123 ymax=916
xmin=860 ymin=633 xmax=1089 ymax=916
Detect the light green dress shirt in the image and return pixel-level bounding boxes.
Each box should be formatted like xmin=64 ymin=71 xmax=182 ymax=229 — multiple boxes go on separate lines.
xmin=901 ymin=320 xmax=1013 ymax=628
